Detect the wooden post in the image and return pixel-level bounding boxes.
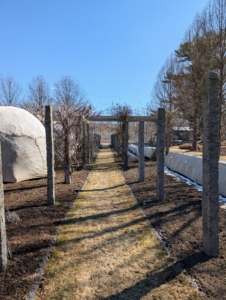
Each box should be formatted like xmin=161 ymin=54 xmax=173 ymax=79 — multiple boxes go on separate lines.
xmin=93 ymin=134 xmax=96 ymax=153
xmin=111 ymin=134 xmax=113 ymax=148
xmin=0 ymin=142 xmax=7 ymax=271
xmin=202 ymin=72 xmax=220 ymax=257
xmin=115 ymin=134 xmax=119 ymax=153
xmin=82 ymin=120 xmax=86 ymax=168
xmin=64 ymin=119 xmax=71 ymax=184
xmin=165 ymin=116 xmax=170 ymax=155
xmin=86 ymin=122 xmax=90 ymax=164
xmin=98 ymin=134 xmax=101 ymax=148
xmin=138 ymin=121 xmax=145 ymax=182
xmin=45 ymin=106 xmax=55 ymax=204
xmin=123 ymin=122 xmax=129 ymax=167
xmin=157 ymin=108 xmax=165 ymax=202
xmin=91 ymin=132 xmax=95 ymax=156
xmin=114 ymin=134 xmax=116 ymax=151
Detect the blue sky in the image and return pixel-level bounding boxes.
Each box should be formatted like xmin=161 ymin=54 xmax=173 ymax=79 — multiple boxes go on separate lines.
xmin=0 ymin=0 xmax=208 ymax=113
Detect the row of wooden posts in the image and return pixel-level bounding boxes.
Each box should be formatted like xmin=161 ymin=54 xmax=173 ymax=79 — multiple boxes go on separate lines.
xmin=111 ymin=109 xmax=165 ymax=200
xmin=111 ymin=109 xmax=165 ymax=198
xmin=45 ymin=107 xmax=101 ymax=202
xmin=111 ymin=72 xmax=221 ymax=258
xmin=0 ymin=108 xmax=101 ymax=271
xmin=0 ymin=71 xmax=221 ymax=271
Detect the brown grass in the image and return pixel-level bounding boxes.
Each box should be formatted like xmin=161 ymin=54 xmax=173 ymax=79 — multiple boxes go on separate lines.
xmin=171 ymin=145 xmax=226 ymax=161
xmin=35 ymin=146 xmax=201 ymax=300
xmin=179 ymin=143 xmax=202 ymax=150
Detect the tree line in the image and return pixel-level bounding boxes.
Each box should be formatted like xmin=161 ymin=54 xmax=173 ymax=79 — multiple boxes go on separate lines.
xmin=149 ymin=0 xmax=226 ymax=151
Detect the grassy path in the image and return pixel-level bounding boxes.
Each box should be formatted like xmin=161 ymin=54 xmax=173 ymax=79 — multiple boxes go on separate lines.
xmin=36 ymin=146 xmax=200 ymax=300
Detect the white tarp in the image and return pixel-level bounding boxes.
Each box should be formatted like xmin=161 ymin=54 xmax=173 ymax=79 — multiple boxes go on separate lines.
xmin=128 ymin=144 xmax=156 ymax=159
xmin=128 ymin=144 xmax=138 ymax=156
xmin=144 ymin=147 xmax=156 ymax=159
xmin=165 ymin=151 xmax=226 ymax=197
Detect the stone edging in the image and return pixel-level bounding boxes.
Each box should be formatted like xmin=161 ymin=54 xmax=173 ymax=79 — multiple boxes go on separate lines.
xmin=118 ymin=168 xmax=171 ymax=256
xmin=117 ymin=160 xmax=205 ymax=297
xmin=26 ymin=162 xmax=95 ymax=300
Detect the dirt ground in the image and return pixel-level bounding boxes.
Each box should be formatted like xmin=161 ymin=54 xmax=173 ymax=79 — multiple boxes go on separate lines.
xmin=1 ymin=147 xmax=226 ymax=299
xmin=116 ymin=154 xmax=226 ymax=300
xmin=0 ymin=167 xmax=89 ymax=300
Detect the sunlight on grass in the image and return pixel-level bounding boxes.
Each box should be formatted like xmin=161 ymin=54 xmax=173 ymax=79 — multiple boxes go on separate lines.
xmin=35 ymin=148 xmax=201 ymax=300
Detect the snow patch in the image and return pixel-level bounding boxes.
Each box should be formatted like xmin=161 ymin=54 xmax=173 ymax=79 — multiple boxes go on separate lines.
xmin=164 ymin=166 xmax=226 ymax=210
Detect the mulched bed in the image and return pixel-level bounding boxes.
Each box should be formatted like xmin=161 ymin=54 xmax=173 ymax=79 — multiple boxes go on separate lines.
xmin=2 ymin=149 xmax=226 ymax=299
xmin=0 ymin=167 xmax=90 ymax=300
xmin=116 ymin=154 xmax=226 ymax=300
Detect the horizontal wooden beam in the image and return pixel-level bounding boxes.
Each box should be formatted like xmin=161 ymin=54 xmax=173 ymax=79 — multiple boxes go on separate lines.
xmin=88 ymin=115 xmax=156 ymax=122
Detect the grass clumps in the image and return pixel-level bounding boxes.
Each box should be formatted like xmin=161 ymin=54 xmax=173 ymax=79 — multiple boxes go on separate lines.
xmin=179 ymin=143 xmax=202 ymax=150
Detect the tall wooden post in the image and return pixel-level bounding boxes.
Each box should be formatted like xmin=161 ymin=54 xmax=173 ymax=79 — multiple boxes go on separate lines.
xmin=64 ymin=119 xmax=71 ymax=184
xmin=165 ymin=116 xmax=170 ymax=155
xmin=123 ymin=122 xmax=129 ymax=167
xmin=138 ymin=121 xmax=145 ymax=182
xmin=157 ymin=108 xmax=165 ymax=202
xmin=91 ymin=132 xmax=95 ymax=156
xmin=115 ymin=134 xmax=119 ymax=153
xmin=0 ymin=142 xmax=7 ymax=271
xmin=82 ymin=119 xmax=86 ymax=168
xmin=45 ymin=106 xmax=55 ymax=204
xmin=111 ymin=134 xmax=114 ymax=149
xmin=86 ymin=122 xmax=90 ymax=164
xmin=202 ymin=72 xmax=220 ymax=257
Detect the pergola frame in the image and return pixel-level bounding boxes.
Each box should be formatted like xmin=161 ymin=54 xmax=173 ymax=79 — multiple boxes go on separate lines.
xmin=88 ymin=112 xmax=165 ymax=202
xmin=43 ymin=71 xmax=220 ymax=259
xmin=88 ymin=115 xmax=156 ymax=122
xmin=89 ymin=115 xmax=156 ymax=168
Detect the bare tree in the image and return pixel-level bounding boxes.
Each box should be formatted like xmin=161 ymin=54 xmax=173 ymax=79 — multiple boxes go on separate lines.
xmin=28 ymin=75 xmax=50 ymax=106
xmin=107 ymin=102 xmax=132 ymax=165
xmin=0 ymin=75 xmax=22 ymax=106
xmin=22 ymin=75 xmax=51 ymax=123
xmin=202 ymin=0 xmax=226 ymax=140
xmin=150 ymin=54 xmax=182 ymax=153
xmin=53 ymin=76 xmax=92 ymax=183
xmin=54 ymin=76 xmax=85 ymax=106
